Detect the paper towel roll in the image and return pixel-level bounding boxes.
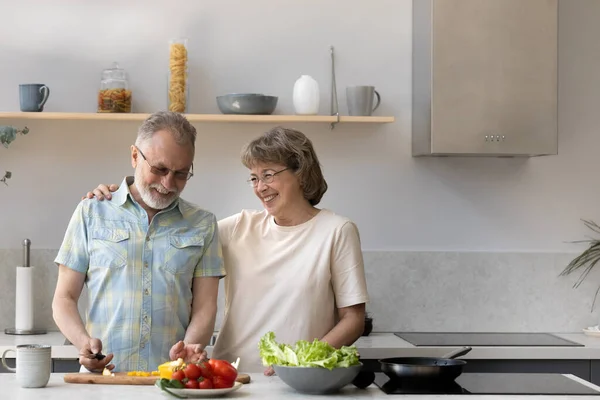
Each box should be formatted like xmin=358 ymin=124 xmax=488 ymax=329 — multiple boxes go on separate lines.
xmin=15 ymin=266 xmax=34 ymax=331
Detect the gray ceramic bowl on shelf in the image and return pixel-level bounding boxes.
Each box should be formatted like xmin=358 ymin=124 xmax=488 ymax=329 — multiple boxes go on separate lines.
xmin=273 ymin=363 xmax=363 ymax=394
xmin=216 ymin=93 xmax=278 ymax=115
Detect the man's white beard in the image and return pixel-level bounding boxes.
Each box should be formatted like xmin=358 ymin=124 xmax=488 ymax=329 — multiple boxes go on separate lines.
xmin=134 ymin=167 xmax=179 ymax=210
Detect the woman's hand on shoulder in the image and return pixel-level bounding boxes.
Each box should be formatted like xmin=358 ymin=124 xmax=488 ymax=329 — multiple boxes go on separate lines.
xmin=81 ymin=184 xmax=119 ymax=201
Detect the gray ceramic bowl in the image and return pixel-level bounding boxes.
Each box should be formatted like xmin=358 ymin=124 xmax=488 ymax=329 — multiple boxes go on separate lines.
xmin=273 ymin=363 xmax=363 ymax=394
xmin=216 ymin=93 xmax=278 ymax=115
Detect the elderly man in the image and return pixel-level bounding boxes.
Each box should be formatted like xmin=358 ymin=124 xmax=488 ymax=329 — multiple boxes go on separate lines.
xmin=52 ymin=111 xmax=224 ymax=373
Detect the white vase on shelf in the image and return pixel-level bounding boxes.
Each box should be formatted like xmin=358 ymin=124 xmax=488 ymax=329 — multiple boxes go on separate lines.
xmin=293 ymin=75 xmax=320 ymax=115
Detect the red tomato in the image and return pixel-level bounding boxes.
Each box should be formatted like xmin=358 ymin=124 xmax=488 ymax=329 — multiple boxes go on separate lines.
xmin=184 ymin=363 xmax=202 ymax=380
xmin=198 ymin=377 xmax=213 ymax=389
xmin=171 ymin=369 xmax=185 ymax=382
xmin=212 ymin=375 xmax=234 ymax=389
xmin=197 ymin=361 xmax=214 ymax=379
xmin=185 ymin=379 xmax=199 ymax=389
xmin=208 ymin=359 xmax=238 ymax=382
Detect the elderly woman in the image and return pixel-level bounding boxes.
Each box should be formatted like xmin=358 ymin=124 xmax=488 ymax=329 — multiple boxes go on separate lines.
xmin=85 ymin=126 xmax=369 ymax=373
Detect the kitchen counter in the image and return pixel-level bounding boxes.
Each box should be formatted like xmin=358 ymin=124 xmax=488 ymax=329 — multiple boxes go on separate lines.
xmin=0 ymin=331 xmax=78 ymax=359
xmin=356 ymin=333 xmax=600 ymax=360
xmin=2 ymin=332 xmax=600 ymax=360
xmin=2 ymin=373 xmax=600 ymax=399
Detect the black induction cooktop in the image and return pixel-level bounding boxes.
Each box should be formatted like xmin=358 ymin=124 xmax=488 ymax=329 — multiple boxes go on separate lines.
xmin=394 ymin=332 xmax=583 ymax=347
xmin=374 ymin=373 xmax=600 ymax=395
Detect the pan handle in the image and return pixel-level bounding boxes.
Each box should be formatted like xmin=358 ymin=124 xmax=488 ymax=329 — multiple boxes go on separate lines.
xmin=442 ymin=346 xmax=472 ymax=359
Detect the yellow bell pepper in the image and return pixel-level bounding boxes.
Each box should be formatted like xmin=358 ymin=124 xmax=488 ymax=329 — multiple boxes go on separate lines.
xmin=157 ymin=358 xmax=186 ymax=379
xmin=126 ymin=371 xmax=153 ymax=377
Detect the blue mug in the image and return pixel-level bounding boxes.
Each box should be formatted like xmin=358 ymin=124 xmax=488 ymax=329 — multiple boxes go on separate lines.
xmin=19 ymin=84 xmax=50 ymax=112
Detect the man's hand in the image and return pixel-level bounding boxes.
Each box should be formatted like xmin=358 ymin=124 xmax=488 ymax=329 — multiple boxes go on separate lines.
xmin=169 ymin=340 xmax=207 ymax=364
xmin=79 ymin=337 xmax=114 ymax=372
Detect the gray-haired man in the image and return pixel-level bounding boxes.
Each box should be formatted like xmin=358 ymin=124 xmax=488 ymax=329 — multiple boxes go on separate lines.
xmin=52 ymin=111 xmax=224 ymax=372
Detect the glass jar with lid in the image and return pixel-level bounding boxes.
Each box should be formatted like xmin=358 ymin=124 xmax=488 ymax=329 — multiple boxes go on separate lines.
xmin=98 ymin=62 xmax=132 ymax=113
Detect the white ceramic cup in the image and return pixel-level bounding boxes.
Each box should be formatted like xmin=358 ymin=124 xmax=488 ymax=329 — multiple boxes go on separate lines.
xmin=2 ymin=344 xmax=51 ymax=388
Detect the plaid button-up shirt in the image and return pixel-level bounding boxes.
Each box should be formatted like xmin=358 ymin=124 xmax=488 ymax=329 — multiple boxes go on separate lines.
xmin=55 ymin=176 xmax=225 ymax=372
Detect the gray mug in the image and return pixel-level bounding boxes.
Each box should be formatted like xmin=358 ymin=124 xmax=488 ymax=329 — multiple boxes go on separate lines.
xmin=19 ymin=84 xmax=50 ymax=112
xmin=346 ymin=86 xmax=381 ymax=116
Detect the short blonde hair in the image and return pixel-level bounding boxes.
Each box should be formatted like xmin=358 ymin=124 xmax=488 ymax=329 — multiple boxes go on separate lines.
xmin=241 ymin=127 xmax=328 ymax=206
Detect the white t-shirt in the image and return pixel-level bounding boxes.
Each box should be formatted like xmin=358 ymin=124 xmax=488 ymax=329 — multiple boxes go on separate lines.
xmin=211 ymin=209 xmax=369 ymax=372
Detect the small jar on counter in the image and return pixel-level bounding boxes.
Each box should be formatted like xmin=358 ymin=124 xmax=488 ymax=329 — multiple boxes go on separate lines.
xmin=98 ymin=62 xmax=132 ymax=113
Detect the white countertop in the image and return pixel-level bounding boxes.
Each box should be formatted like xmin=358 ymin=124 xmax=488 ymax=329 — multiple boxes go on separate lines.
xmin=2 ymin=373 xmax=600 ymax=399
xmin=2 ymin=332 xmax=600 ymax=360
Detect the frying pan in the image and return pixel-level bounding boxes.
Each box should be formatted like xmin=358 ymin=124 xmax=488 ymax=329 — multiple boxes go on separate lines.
xmin=379 ymin=346 xmax=472 ymax=381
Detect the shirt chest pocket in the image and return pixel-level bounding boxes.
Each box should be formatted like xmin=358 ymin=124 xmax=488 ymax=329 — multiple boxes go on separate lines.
xmin=89 ymin=229 xmax=130 ymax=268
xmin=163 ymin=235 xmax=204 ymax=275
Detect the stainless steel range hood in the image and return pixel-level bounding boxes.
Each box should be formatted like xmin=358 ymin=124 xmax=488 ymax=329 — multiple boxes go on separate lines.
xmin=412 ymin=0 xmax=558 ymax=157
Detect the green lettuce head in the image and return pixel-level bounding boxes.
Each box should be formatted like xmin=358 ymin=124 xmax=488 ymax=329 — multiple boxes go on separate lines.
xmin=258 ymin=331 xmax=360 ymax=370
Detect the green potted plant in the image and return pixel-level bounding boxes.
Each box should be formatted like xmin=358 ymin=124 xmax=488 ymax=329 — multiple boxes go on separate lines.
xmin=561 ymin=219 xmax=600 ymax=310
xmin=0 ymin=125 xmax=29 ymax=185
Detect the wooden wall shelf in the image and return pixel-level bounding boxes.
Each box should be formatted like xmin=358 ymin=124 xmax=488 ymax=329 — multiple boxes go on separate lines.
xmin=0 ymin=112 xmax=395 ymax=124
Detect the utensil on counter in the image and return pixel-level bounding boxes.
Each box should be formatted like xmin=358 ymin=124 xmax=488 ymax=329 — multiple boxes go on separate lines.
xmin=329 ymin=45 xmax=339 ymax=130
xmin=5 ymin=239 xmax=46 ymax=335
xmin=379 ymin=346 xmax=472 ymax=382
xmin=216 ymin=93 xmax=278 ymax=115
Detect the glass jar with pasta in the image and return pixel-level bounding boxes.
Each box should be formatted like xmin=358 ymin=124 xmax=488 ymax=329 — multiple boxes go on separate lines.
xmin=97 ymin=62 xmax=132 ymax=113
xmin=168 ymin=38 xmax=188 ymax=113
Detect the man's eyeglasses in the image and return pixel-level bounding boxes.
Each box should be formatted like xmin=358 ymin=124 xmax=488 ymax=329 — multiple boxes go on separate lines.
xmin=135 ymin=145 xmax=194 ymax=181
xmin=247 ymin=167 xmax=290 ymax=187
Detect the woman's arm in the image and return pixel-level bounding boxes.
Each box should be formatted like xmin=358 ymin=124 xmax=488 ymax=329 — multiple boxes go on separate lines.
xmin=324 ymin=220 xmax=370 ymax=348
xmin=320 ymin=303 xmax=366 ymax=348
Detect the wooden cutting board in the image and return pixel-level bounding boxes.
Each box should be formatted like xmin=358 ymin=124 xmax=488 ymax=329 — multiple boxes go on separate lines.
xmin=63 ymin=372 xmax=251 ymax=385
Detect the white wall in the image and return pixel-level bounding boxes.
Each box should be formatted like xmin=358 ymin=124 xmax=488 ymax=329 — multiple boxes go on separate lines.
xmin=0 ymin=0 xmax=598 ymax=253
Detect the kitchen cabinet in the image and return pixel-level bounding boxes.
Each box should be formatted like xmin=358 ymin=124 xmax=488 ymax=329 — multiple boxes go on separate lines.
xmin=412 ymin=0 xmax=558 ymax=157
xmin=462 ymin=359 xmax=591 ymax=382
xmin=52 ymin=359 xmax=80 ymax=373
xmin=590 ymin=361 xmax=600 ymax=385
xmin=0 ymin=359 xmax=80 ymax=373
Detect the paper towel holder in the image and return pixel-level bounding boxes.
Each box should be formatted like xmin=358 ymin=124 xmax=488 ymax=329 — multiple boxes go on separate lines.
xmin=5 ymin=239 xmax=46 ymax=335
